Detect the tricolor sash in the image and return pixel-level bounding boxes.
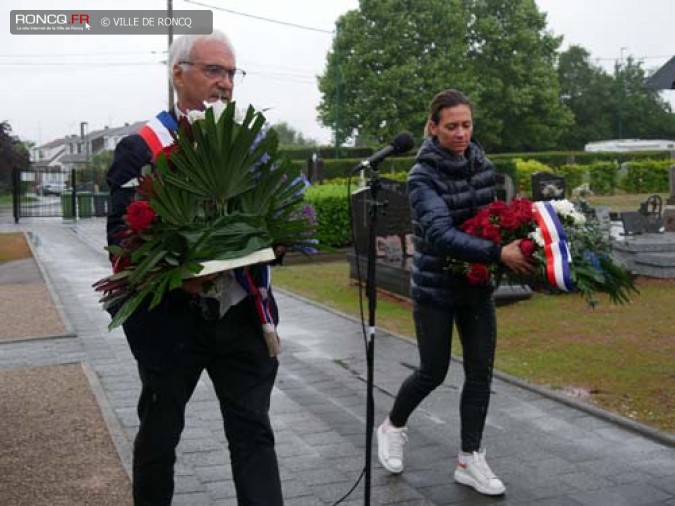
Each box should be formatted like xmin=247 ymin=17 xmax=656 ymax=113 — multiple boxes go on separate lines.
xmin=235 ymin=265 xmax=280 ymax=357
xmin=135 ymin=110 xmax=279 ymax=351
xmin=532 ymin=201 xmax=574 ymax=292
xmin=138 ymin=111 xmax=179 ymax=161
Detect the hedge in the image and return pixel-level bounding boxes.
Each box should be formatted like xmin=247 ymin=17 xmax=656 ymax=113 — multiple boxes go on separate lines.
xmin=280 ymin=146 xmax=374 ymax=161
xmin=304 ymin=184 xmax=352 ymax=247
xmin=620 ymin=159 xmax=672 ymax=193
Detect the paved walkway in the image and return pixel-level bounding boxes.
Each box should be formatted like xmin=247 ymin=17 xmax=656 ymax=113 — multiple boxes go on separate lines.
xmin=1 ymin=217 xmax=674 ymax=505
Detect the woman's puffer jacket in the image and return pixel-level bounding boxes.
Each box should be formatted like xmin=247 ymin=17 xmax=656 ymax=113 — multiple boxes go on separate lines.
xmin=408 ymin=136 xmax=501 ymax=308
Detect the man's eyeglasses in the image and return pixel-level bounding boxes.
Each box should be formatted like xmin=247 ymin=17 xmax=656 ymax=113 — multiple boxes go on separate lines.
xmin=179 ymin=61 xmax=246 ymax=84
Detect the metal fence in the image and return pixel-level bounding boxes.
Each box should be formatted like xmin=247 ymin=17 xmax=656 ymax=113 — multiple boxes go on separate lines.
xmin=12 ymin=168 xmax=110 ymax=223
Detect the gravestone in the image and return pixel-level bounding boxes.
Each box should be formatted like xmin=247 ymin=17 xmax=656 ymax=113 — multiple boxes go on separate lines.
xmin=592 ymin=206 xmax=612 ymax=239
xmin=621 ymin=211 xmax=646 ymax=235
xmin=668 ymin=165 xmax=675 ymax=205
xmin=639 ymin=195 xmax=664 ymax=233
xmin=663 ymin=208 xmax=675 ymax=232
xmin=495 ymin=173 xmax=515 ymax=203
xmin=350 ymin=183 xmax=411 ymax=262
xmin=531 ymin=172 xmax=565 ymax=201
xmin=305 ymin=153 xmax=325 ymax=184
xmin=349 ymin=182 xmax=413 ymax=296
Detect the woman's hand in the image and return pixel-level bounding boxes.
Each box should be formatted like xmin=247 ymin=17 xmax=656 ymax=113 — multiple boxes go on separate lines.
xmin=500 ymin=240 xmax=536 ymax=275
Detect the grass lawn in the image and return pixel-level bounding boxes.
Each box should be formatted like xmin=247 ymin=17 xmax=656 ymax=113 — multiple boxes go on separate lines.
xmin=586 ymin=192 xmax=669 ymax=212
xmin=273 ymin=261 xmax=675 ymax=433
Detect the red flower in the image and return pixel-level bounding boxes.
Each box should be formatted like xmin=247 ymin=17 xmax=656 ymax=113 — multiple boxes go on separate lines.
xmin=481 ymin=223 xmax=502 ymax=244
xmin=519 ymin=238 xmax=536 ymax=260
xmin=466 ymin=263 xmax=490 ymax=285
xmin=126 ymin=200 xmax=156 ymax=233
xmin=112 ymin=255 xmax=131 ymax=273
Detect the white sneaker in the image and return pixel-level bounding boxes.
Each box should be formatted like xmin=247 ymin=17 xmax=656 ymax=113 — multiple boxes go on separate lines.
xmin=376 ymin=418 xmax=408 ymax=474
xmin=454 ymin=449 xmax=505 ymax=496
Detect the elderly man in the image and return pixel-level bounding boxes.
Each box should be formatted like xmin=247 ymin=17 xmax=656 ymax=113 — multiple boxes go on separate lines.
xmin=107 ymin=31 xmax=283 ymax=505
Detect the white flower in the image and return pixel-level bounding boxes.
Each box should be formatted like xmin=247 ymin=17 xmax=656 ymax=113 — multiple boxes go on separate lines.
xmin=550 ymin=199 xmax=575 ymax=217
xmin=205 ymin=99 xmax=227 ymax=123
xmin=571 ymin=211 xmax=586 ymax=226
xmin=186 ymin=109 xmax=206 ymax=123
xmin=530 ymin=228 xmax=545 ymax=247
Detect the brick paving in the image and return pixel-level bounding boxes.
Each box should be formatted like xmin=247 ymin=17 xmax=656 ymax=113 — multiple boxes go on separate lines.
xmin=1 ymin=216 xmax=674 ymax=505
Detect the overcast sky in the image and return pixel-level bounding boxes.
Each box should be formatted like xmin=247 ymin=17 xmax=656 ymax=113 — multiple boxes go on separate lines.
xmin=2 ymin=0 xmax=674 ymax=147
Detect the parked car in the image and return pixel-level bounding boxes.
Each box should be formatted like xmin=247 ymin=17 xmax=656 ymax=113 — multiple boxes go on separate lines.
xmin=37 ymin=183 xmax=67 ymax=196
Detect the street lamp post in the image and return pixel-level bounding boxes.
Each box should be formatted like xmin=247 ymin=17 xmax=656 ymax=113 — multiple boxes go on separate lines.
xmin=79 ymin=121 xmax=89 ymax=219
xmin=618 ymin=47 xmax=628 ymax=139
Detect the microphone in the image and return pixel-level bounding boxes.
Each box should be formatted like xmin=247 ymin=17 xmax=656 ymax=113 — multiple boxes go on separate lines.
xmin=357 ymin=132 xmax=415 ymax=170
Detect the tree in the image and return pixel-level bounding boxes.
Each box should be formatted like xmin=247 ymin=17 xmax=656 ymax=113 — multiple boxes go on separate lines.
xmin=614 ymin=57 xmax=675 ymax=140
xmin=318 ymin=0 xmax=472 ymax=145
xmin=557 ymin=45 xmax=616 ymax=149
xmin=0 ymin=121 xmax=30 ymax=193
xmin=464 ymin=0 xmax=572 ymax=152
xmin=318 ymin=0 xmax=571 ymax=151
xmin=271 ymin=121 xmax=316 ymax=147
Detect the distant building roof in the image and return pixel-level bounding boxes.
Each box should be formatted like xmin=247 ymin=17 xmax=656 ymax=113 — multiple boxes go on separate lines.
xmin=645 ymin=56 xmax=675 ymax=90
xmin=37 ymin=137 xmax=67 ymax=149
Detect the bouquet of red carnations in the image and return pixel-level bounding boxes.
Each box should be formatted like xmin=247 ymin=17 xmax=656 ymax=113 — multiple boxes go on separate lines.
xmin=449 ymin=197 xmax=638 ymax=306
xmin=93 ymin=101 xmax=317 ymax=329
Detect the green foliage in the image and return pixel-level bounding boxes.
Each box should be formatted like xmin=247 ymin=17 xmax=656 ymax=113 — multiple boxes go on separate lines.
xmin=304 ymin=184 xmax=352 ymax=247
xmin=557 ymin=46 xmax=617 ymax=150
xmin=272 ymin=121 xmax=316 ymax=147
xmin=96 ymin=103 xmax=313 ymax=328
xmin=514 ymin=158 xmax=553 ymax=196
xmin=620 ymin=159 xmax=671 ymax=193
xmin=0 ymin=121 xmax=30 ymax=192
xmin=280 ymin=146 xmax=374 ymax=161
xmin=319 ymin=0 xmax=572 ymax=151
xmin=588 ymin=161 xmax=619 ymax=195
xmin=555 ymin=164 xmax=586 ymax=196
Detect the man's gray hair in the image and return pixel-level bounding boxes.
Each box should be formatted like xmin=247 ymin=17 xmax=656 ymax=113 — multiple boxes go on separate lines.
xmin=168 ymin=30 xmax=235 ymax=87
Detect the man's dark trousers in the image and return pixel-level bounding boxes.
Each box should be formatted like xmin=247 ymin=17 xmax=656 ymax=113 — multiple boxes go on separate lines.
xmin=122 ymin=294 xmax=283 ymax=505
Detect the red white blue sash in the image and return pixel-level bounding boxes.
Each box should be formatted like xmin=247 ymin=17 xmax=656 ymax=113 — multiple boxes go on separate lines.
xmin=532 ymin=201 xmax=574 ymax=292
xmin=138 ymin=111 xmax=178 ymax=161
xmin=136 ymin=110 xmax=279 ymax=353
xmin=235 ymin=265 xmax=280 ymax=356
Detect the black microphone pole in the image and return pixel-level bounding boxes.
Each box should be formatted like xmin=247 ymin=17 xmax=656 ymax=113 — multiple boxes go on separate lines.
xmin=363 ymin=160 xmax=383 ymax=506
xmin=352 ymin=132 xmax=413 ymax=505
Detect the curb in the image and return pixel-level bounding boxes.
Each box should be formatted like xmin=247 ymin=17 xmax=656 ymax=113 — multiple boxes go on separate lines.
xmin=81 ymin=362 xmax=134 ymax=480
xmin=275 ymin=287 xmax=675 ymax=448
xmin=24 ymin=230 xmax=77 ymax=340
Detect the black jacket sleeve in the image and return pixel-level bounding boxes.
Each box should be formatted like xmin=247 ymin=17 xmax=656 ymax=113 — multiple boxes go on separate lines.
xmin=106 ymin=134 xmax=152 ymax=253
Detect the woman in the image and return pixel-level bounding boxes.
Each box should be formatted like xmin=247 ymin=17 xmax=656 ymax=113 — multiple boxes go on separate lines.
xmin=376 ymin=89 xmax=532 ymax=496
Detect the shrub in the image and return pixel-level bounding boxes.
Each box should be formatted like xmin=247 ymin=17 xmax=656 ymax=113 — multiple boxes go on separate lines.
xmin=588 ymin=161 xmax=619 ymax=195
xmin=514 ymin=159 xmax=554 ymax=196
xmin=556 ymin=164 xmax=587 ymax=196
xmin=620 ymin=159 xmax=671 ymax=193
xmin=304 ymin=184 xmax=352 ymax=247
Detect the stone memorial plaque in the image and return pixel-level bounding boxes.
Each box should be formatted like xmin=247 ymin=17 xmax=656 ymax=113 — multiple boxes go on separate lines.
xmin=531 ymin=172 xmax=565 ymax=201
xmin=621 ymin=211 xmax=645 ymax=235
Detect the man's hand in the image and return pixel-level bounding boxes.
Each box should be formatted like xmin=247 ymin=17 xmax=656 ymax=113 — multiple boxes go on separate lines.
xmin=500 ymin=239 xmax=536 ymax=275
xmin=182 ymin=273 xmax=219 ymax=294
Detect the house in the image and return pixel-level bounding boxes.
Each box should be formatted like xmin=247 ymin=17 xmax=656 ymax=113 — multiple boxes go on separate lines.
xmin=29 ymin=138 xmax=68 ymax=189
xmin=58 ymin=121 xmax=145 ymax=173
xmin=644 ymin=55 xmax=675 ymax=90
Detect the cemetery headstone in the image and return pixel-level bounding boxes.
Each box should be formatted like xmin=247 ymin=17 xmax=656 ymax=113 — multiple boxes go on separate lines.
xmin=531 ymin=172 xmax=565 ymax=201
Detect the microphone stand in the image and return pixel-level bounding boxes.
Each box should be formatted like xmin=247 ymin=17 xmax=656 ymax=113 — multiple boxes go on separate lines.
xmin=361 ymin=161 xmax=385 ymax=506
